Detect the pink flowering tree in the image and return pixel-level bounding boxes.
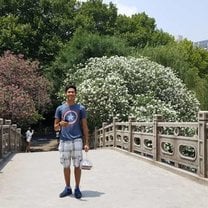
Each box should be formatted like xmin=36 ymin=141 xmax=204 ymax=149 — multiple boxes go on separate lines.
xmin=0 ymin=51 xmax=51 ymax=127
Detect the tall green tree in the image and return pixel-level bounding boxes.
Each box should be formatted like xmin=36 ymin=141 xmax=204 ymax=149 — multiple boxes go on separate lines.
xmin=115 ymin=12 xmax=174 ymax=48
xmin=47 ymin=30 xmax=132 ymax=92
xmin=137 ymin=39 xmax=208 ymax=109
xmin=0 ymin=0 xmax=77 ymax=63
xmin=0 ymin=15 xmax=35 ymax=57
xmin=74 ymin=0 xmax=117 ymax=35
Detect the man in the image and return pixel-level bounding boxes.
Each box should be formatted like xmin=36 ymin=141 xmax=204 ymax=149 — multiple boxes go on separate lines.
xmin=54 ymin=84 xmax=89 ymax=199
xmin=25 ymin=127 xmax=34 ymax=152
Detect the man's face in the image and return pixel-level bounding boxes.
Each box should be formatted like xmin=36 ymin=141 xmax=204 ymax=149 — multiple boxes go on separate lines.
xmin=66 ymin=87 xmax=76 ymax=101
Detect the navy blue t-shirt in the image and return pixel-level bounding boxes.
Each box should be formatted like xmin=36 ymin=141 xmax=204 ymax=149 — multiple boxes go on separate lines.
xmin=54 ymin=103 xmax=86 ymax=141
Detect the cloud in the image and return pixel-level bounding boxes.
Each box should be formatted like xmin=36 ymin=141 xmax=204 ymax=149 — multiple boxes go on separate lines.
xmin=78 ymin=0 xmax=139 ymax=16
xmin=104 ymin=0 xmax=139 ymax=16
xmin=116 ymin=3 xmax=138 ymax=16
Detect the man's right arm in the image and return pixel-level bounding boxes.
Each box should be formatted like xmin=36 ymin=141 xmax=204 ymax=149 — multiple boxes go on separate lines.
xmin=54 ymin=118 xmax=61 ymax=131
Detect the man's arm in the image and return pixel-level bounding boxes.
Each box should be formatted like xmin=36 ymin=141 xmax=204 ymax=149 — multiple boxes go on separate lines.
xmin=54 ymin=118 xmax=69 ymax=131
xmin=54 ymin=118 xmax=61 ymax=131
xmin=81 ymin=118 xmax=89 ymax=152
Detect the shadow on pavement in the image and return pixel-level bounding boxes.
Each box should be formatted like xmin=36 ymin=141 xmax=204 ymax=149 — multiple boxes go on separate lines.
xmin=30 ymin=137 xmax=58 ymax=152
xmin=0 ymin=153 xmax=15 ymax=172
xmin=82 ymin=190 xmax=105 ymax=198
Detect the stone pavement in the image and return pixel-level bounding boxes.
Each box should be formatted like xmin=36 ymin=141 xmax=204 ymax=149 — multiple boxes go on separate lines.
xmin=1 ymin=148 xmax=208 ymax=208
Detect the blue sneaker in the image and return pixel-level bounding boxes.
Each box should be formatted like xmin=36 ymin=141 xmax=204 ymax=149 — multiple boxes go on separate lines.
xmin=74 ymin=187 xmax=82 ymax=199
xmin=59 ymin=187 xmax=72 ymax=198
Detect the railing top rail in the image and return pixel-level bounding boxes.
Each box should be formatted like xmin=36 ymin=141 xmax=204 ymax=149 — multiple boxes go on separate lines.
xmin=158 ymin=122 xmax=198 ymax=128
xmin=132 ymin=122 xmax=153 ymax=126
xmin=98 ymin=122 xmax=200 ymax=131
xmin=103 ymin=124 xmax=113 ymax=129
xmin=115 ymin=122 xmax=129 ymax=126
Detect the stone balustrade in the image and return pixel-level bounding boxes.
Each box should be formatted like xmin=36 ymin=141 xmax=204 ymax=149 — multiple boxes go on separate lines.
xmin=0 ymin=118 xmax=22 ymax=160
xmin=94 ymin=111 xmax=208 ymax=178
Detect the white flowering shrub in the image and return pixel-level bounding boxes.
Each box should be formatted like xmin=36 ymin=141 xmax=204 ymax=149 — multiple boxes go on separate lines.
xmin=62 ymin=56 xmax=200 ymax=129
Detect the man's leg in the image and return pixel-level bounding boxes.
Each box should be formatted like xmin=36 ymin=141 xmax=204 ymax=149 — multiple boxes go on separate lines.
xmin=73 ymin=138 xmax=83 ymax=199
xmin=26 ymin=141 xmax=30 ymax=152
xmin=73 ymin=138 xmax=83 ymax=187
xmin=74 ymin=167 xmax=82 ymax=198
xmin=59 ymin=167 xmax=72 ymax=197
xmin=74 ymin=167 xmax=81 ymax=187
xmin=59 ymin=141 xmax=73 ymax=198
xmin=64 ymin=167 xmax=71 ymax=187
xmin=28 ymin=141 xmax=31 ymax=152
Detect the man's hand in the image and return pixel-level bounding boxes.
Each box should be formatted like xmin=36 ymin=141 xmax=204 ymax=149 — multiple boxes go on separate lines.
xmin=84 ymin=144 xmax=89 ymax=152
xmin=59 ymin=120 xmax=69 ymax=127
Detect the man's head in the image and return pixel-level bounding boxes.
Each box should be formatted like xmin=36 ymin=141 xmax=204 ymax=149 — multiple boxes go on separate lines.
xmin=65 ymin=85 xmax=77 ymax=93
xmin=65 ymin=84 xmax=77 ymax=103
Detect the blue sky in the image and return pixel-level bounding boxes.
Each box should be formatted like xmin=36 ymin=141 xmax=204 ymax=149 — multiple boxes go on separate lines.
xmin=102 ymin=0 xmax=208 ymax=42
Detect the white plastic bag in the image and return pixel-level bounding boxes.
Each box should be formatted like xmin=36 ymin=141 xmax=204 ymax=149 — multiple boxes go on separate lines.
xmin=80 ymin=153 xmax=93 ymax=170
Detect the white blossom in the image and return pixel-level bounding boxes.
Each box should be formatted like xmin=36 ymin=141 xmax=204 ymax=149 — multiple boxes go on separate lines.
xmin=61 ymin=56 xmax=200 ymax=129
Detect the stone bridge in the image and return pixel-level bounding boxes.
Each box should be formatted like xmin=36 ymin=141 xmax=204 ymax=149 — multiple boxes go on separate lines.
xmin=1 ymin=147 xmax=208 ymax=208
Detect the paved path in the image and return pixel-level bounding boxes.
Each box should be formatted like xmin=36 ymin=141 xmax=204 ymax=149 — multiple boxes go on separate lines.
xmin=1 ymin=149 xmax=208 ymax=208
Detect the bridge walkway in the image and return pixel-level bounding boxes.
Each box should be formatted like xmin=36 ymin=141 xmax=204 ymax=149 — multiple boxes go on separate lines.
xmin=0 ymin=148 xmax=208 ymax=208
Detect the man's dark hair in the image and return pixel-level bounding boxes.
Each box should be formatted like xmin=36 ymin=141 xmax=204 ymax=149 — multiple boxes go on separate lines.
xmin=65 ymin=84 xmax=77 ymax=93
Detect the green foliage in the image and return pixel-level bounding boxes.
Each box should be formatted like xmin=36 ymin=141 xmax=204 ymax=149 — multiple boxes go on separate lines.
xmin=0 ymin=15 xmax=35 ymax=56
xmin=0 ymin=0 xmax=174 ymax=66
xmin=1 ymin=0 xmax=206 ymax=129
xmin=74 ymin=0 xmax=117 ymax=35
xmin=0 ymin=0 xmax=77 ymax=63
xmin=115 ymin=13 xmax=174 ymax=48
xmin=137 ymin=39 xmax=208 ymax=109
xmin=47 ymin=31 xmax=132 ymax=92
xmin=61 ymin=56 xmax=199 ymax=130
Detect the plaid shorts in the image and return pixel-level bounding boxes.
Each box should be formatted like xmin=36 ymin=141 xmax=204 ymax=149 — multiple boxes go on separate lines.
xmin=58 ymin=138 xmax=83 ymax=168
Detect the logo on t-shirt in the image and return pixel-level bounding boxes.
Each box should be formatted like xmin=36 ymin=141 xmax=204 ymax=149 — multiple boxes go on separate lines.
xmin=63 ymin=110 xmax=78 ymax=124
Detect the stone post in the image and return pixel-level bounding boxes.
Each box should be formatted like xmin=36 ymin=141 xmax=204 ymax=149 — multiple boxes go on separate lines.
xmin=128 ymin=116 xmax=136 ymax=152
xmin=12 ymin=124 xmax=17 ymax=151
xmin=153 ymin=114 xmax=163 ymax=161
xmin=198 ymin=111 xmax=208 ymax=177
xmin=5 ymin=119 xmax=12 ymax=125
xmin=94 ymin=127 xmax=98 ymax=149
xmin=5 ymin=120 xmax=12 ymax=152
xmin=102 ymin=122 xmax=108 ymax=147
xmin=113 ymin=117 xmax=118 ymax=147
xmin=16 ymin=128 xmax=22 ymax=151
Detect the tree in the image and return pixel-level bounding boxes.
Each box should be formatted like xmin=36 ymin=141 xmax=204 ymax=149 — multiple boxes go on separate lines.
xmin=115 ymin=13 xmax=174 ymax=48
xmin=0 ymin=0 xmax=174 ymax=66
xmin=137 ymin=39 xmax=208 ymax=109
xmin=74 ymin=0 xmax=118 ymax=35
xmin=61 ymin=56 xmax=199 ymax=130
xmin=46 ymin=30 xmax=132 ymax=92
xmin=0 ymin=0 xmax=77 ymax=64
xmin=0 ymin=51 xmax=51 ymax=127
xmin=0 ymin=15 xmax=35 ymax=57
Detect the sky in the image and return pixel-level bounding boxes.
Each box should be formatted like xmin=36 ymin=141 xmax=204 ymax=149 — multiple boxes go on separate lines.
xmin=101 ymin=0 xmax=208 ymax=42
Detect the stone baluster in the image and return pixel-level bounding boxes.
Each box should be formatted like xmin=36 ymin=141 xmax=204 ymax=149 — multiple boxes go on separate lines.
xmin=113 ymin=117 xmax=118 ymax=147
xmin=102 ymin=122 xmax=108 ymax=147
xmin=153 ymin=114 xmax=163 ymax=161
xmin=128 ymin=116 xmax=136 ymax=152
xmin=198 ymin=111 xmax=208 ymax=177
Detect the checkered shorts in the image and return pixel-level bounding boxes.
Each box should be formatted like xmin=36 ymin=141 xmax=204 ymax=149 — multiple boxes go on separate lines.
xmin=58 ymin=138 xmax=83 ymax=168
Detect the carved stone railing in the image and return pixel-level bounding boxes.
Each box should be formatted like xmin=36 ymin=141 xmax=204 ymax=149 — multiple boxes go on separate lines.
xmin=0 ymin=118 xmax=22 ymax=160
xmin=94 ymin=111 xmax=208 ymax=178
